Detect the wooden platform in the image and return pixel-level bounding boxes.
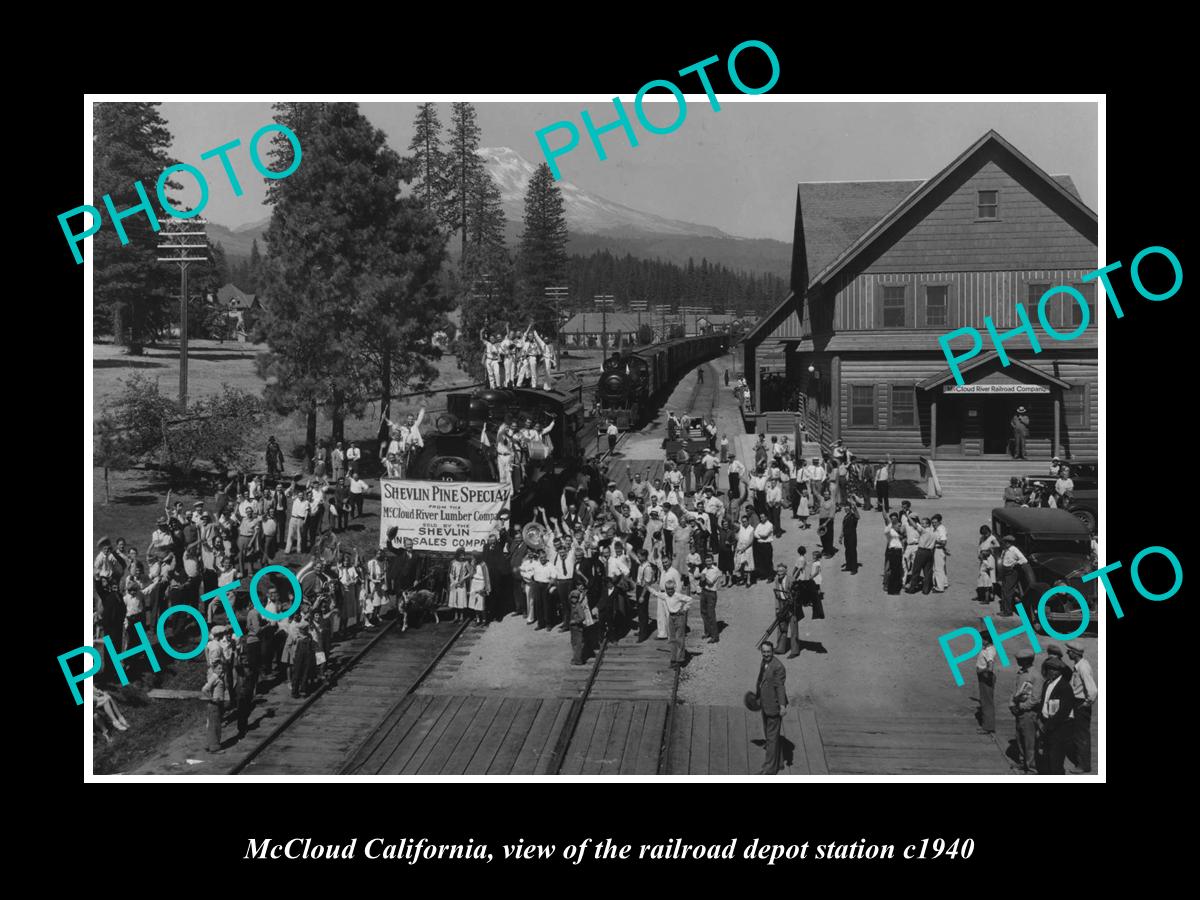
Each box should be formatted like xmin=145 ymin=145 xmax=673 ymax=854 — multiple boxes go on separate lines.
xmin=818 ymin=714 xmax=1014 ymax=775
xmin=345 ymin=694 xmax=575 ymax=775
xmin=666 ymin=705 xmax=829 ymax=775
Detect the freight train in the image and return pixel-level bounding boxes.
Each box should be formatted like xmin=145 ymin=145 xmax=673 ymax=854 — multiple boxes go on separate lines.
xmin=596 ymin=332 xmax=728 ymax=428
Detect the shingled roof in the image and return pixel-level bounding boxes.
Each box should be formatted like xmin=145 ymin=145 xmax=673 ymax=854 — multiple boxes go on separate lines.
xmin=796 ymin=173 xmax=1081 ymax=290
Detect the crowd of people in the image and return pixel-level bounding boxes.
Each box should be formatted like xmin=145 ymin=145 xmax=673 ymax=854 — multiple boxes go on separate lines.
xmin=1003 ymin=458 xmax=1082 ymax=509
xmin=93 ymin=379 xmax=1098 ymax=775
xmin=480 ymin=321 xmax=557 ymax=391
xmin=976 ymin=636 xmax=1097 ymax=775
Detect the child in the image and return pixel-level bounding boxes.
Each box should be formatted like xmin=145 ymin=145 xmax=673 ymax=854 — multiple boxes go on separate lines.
xmin=796 ymin=489 xmax=811 ymax=529
xmin=976 ymin=549 xmax=996 ymax=604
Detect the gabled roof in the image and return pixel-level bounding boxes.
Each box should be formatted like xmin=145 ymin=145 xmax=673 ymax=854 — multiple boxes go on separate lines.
xmin=796 ymin=180 xmax=924 ymax=285
xmin=916 ymin=351 xmax=1072 ymax=390
xmin=808 ymin=131 xmax=1096 ymax=287
xmin=746 ymin=131 xmax=1096 ymax=352
xmin=217 ymin=283 xmax=258 ymax=309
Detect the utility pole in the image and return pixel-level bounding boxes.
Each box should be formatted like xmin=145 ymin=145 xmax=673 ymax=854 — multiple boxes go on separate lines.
xmin=630 ymin=299 xmax=647 ymax=343
xmin=157 ymin=220 xmax=208 ymax=407
xmin=545 ymin=285 xmax=569 ymax=356
xmin=594 ymin=294 xmax=614 ymax=356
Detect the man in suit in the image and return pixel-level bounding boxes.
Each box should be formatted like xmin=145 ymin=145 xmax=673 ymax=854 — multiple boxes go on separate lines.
xmin=756 ymin=641 xmax=789 ymax=775
xmin=1037 ymin=656 xmax=1077 ymax=774
xmin=1010 ymin=405 xmax=1030 ymax=459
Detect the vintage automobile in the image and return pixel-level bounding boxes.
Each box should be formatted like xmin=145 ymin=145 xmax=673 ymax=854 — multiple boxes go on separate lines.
xmin=990 ymin=507 xmax=1098 ymax=635
xmin=1015 ymin=459 xmax=1098 ymax=532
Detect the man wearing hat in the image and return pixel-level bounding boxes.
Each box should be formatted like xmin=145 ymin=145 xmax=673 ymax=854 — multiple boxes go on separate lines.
xmin=203 ymin=625 xmax=234 ymax=753
xmin=1066 ymin=641 xmax=1097 ymax=773
xmin=997 ymin=535 xmax=1029 ymax=617
xmin=1009 ymin=648 xmax=1041 ymax=773
xmin=755 ymin=641 xmax=788 ymax=775
xmin=976 ymin=630 xmax=997 ymax=733
xmin=1010 ymin=406 xmax=1030 ymax=460
xmin=1037 ymin=654 xmax=1077 ymax=774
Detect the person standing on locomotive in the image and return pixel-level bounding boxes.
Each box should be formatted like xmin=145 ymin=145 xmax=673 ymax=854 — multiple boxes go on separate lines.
xmin=383 ymin=405 xmax=426 ymax=479
xmin=481 ymin=326 xmax=503 ymax=389
xmin=535 ymin=330 xmax=556 ymax=390
xmin=500 ymin=327 xmax=517 ymax=388
xmin=521 ymin=327 xmax=541 ymax=388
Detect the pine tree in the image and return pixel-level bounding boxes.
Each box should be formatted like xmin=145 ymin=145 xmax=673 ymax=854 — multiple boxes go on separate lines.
xmin=246 ymin=238 xmax=263 ymax=292
xmin=93 ymin=102 xmax=179 ymax=353
xmin=515 ymin=162 xmax=569 ymax=336
xmin=256 ymin=102 xmax=450 ymax=457
xmin=409 ymin=103 xmax=448 ymax=221
xmin=446 ymin=102 xmax=483 ymax=259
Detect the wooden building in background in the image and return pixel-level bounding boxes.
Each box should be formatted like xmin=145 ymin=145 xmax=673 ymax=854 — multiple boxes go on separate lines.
xmin=743 ymin=130 xmax=1098 ymax=460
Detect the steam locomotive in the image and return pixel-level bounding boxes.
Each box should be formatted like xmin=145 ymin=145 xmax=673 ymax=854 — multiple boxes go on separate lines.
xmin=596 ymin=332 xmax=728 ymax=428
xmin=406 ymin=385 xmax=588 ymax=523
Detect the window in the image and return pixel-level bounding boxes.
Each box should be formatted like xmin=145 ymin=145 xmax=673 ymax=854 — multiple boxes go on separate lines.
xmin=978 ymin=190 xmax=998 ymax=218
xmin=925 ymin=285 xmax=948 ymax=327
xmin=1069 ymin=283 xmax=1089 ymax=327
xmin=850 ymin=385 xmax=875 ymax=427
xmin=882 ymin=286 xmax=906 ymax=327
xmin=891 ymin=385 xmax=916 ymax=427
xmin=1064 ymin=386 xmax=1086 ymax=427
xmin=1027 ymin=283 xmax=1050 ymax=307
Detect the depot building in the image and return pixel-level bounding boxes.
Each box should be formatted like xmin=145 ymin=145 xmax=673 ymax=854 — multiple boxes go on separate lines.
xmin=743 ymin=130 xmax=1097 ymax=461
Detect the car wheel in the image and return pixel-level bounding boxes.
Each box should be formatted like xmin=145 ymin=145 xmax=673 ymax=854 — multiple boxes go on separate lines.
xmin=1026 ymin=582 xmax=1053 ymax=632
xmin=1073 ymin=508 xmax=1096 ymax=533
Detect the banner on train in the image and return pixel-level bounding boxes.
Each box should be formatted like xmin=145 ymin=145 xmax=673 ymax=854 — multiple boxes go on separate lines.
xmin=379 ymin=480 xmax=511 ymax=552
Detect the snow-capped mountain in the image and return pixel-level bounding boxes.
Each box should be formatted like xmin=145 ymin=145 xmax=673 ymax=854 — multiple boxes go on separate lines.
xmin=481 ymin=146 xmax=731 ymax=239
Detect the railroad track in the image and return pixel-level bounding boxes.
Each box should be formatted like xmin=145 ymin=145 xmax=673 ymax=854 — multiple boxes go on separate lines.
xmin=229 ymin=615 xmax=474 ymax=775
xmin=549 ymin=361 xmax=720 ymax=775
xmin=228 ymin=363 xmax=712 ymax=777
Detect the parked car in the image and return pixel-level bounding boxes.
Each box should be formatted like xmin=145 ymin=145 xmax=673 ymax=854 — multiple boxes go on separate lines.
xmin=990 ymin=507 xmax=1097 ymax=635
xmin=1064 ymin=489 xmax=1097 ymax=533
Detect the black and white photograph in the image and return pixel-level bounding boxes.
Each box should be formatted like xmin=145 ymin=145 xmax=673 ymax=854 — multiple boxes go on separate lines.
xmin=78 ymin=94 xmax=1109 ymax=782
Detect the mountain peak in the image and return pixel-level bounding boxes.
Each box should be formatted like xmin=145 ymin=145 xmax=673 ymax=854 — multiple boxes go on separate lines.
xmin=479 ymin=146 xmax=731 ymax=240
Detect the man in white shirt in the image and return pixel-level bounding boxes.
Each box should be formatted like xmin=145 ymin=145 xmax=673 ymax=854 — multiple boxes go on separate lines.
xmin=606 ymin=419 xmax=619 ymax=455
xmin=607 ymin=541 xmax=632 ymax=580
xmin=349 ymin=473 xmax=369 ymax=519
xmin=1066 ymin=641 xmax=1098 ymax=774
xmin=701 ymin=449 xmax=720 ymax=491
xmin=346 ymin=442 xmax=363 ymax=476
xmin=285 ymin=492 xmax=309 ymax=554
xmin=727 ymin=456 xmax=745 ymax=500
xmin=698 ymin=555 xmax=723 ymax=643
xmin=532 ymin=549 xmax=555 ymax=628
xmin=646 ymin=582 xmax=693 ymax=666
xmin=874 ymin=454 xmax=893 ymax=513
xmin=997 ymin=535 xmax=1029 ymax=617
xmin=550 ymin=537 xmax=578 ymax=632
xmin=1055 ymin=467 xmax=1075 ymax=504
xmin=806 ymin=458 xmax=827 ymax=506
xmin=663 ymin=507 xmax=680 ymax=558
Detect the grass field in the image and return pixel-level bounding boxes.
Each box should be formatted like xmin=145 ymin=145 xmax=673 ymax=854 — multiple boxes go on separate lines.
xmin=92 ymin=339 xmax=604 ymax=468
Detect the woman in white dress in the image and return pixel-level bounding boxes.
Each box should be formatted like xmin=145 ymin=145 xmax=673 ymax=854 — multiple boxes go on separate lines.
xmin=734 ymin=514 xmax=756 ymax=586
xmin=448 ymin=548 xmax=473 ymax=623
xmin=468 ymin=553 xmax=490 ymax=626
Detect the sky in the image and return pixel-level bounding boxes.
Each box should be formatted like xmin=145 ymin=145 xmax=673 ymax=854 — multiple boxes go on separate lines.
xmin=157 ymin=99 xmax=1098 ymax=242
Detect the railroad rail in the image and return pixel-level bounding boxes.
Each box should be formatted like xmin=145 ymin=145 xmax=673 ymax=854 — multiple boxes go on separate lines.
xmin=549 ymin=361 xmax=719 ymax=775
